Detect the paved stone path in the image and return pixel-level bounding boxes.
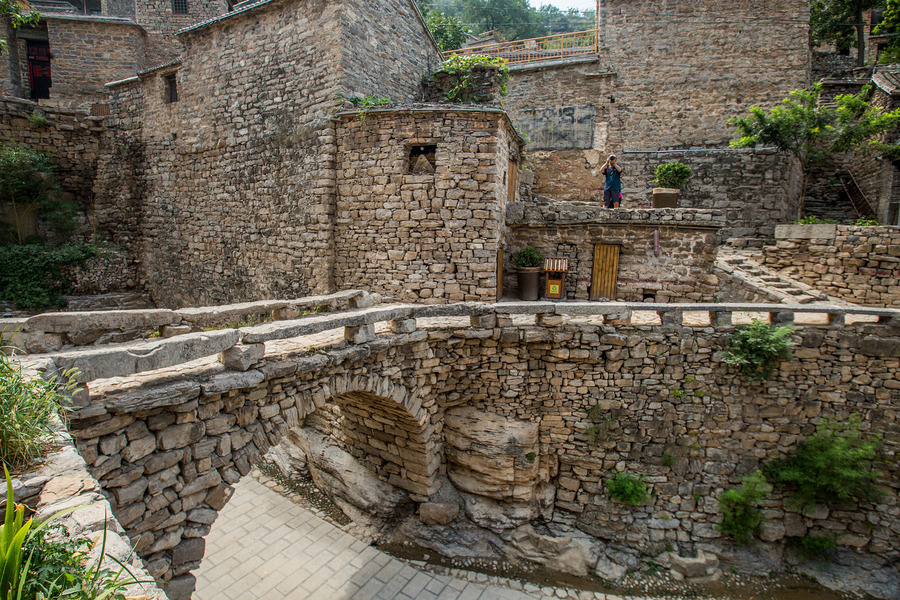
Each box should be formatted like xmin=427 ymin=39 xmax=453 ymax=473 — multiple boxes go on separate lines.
xmin=194 ymin=476 xmax=637 ymax=600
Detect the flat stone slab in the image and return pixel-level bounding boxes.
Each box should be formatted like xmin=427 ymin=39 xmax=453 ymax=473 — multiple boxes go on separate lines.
xmin=775 ymin=223 xmax=837 ymax=240
xmin=176 ymin=300 xmax=290 ymax=327
xmin=240 ymin=305 xmax=413 ymax=343
xmin=52 ymin=330 xmax=239 ymax=382
xmin=24 ymin=309 xmax=178 ymax=333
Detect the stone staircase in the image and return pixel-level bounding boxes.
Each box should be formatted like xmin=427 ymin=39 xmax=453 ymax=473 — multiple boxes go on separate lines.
xmin=28 ymin=0 xmax=79 ymax=15
xmin=715 ymin=246 xmax=847 ymax=305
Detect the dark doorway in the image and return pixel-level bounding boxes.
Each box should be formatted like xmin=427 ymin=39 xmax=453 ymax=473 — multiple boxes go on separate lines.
xmin=27 ymin=41 xmax=51 ymax=100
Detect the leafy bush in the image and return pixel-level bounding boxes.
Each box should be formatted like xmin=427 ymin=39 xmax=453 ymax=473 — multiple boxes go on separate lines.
xmin=722 ymin=319 xmax=796 ymax=381
xmin=334 ymin=94 xmax=392 ymax=122
xmin=792 ymin=216 xmax=837 ymax=224
xmin=652 ymin=162 xmax=693 ymax=189
xmin=20 ymin=523 xmax=89 ymax=600
xmin=0 ymin=241 xmax=99 ymax=310
xmin=854 ymin=218 xmax=880 ymax=226
xmin=788 ymin=534 xmax=837 ymax=560
xmin=437 ymin=55 xmax=510 ymax=103
xmin=605 ymin=471 xmax=650 ymax=506
xmin=765 ymin=415 xmax=882 ymax=508
xmin=512 ymin=246 xmax=543 ymax=268
xmin=0 ymin=352 xmax=73 ymax=469
xmin=717 ymin=470 xmax=772 ymax=545
xmin=26 ymin=110 xmax=47 ymax=129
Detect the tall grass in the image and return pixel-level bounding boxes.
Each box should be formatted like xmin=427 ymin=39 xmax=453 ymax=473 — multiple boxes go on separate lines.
xmin=0 ymin=353 xmax=72 ymax=470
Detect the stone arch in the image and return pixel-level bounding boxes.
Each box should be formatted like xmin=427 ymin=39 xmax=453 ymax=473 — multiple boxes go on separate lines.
xmin=295 ymin=373 xmax=439 ymax=498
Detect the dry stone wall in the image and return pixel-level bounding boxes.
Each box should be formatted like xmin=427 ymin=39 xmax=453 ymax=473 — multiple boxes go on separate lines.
xmin=45 ymin=17 xmax=148 ymax=110
xmin=763 ymin=224 xmax=900 ymax=307
xmin=506 ymin=203 xmax=723 ymax=302
xmin=52 ymin=301 xmax=900 ymax=599
xmin=597 ymin=0 xmax=809 ymax=151
xmin=94 ymin=0 xmax=441 ymax=308
xmin=0 ymin=98 xmax=106 ymax=239
xmin=333 ymin=107 xmax=522 ymax=303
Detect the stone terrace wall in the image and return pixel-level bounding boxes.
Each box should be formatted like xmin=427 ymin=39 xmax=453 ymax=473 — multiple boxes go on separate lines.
xmin=506 ymin=204 xmax=723 ymax=302
xmin=333 ymin=107 xmax=521 ymax=303
xmin=45 ymin=17 xmax=148 ymax=110
xmin=763 ymin=224 xmax=900 ymax=307
xmin=95 ymin=0 xmax=440 ymax=308
xmin=620 ymin=149 xmax=803 ymax=240
xmin=0 ymin=97 xmax=106 ymax=237
xmin=597 ymin=0 xmax=809 ymax=151
xmin=51 ymin=301 xmax=900 ymax=599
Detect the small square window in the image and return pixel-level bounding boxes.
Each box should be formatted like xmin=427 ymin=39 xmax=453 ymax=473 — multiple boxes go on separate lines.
xmin=408 ymin=144 xmax=436 ymax=174
xmin=165 ymin=74 xmax=178 ymax=103
xmin=172 ymin=0 xmax=189 ymax=15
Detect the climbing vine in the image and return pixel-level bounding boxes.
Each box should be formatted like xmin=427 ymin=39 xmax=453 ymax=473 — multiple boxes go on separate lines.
xmin=436 ymin=55 xmax=509 ymax=103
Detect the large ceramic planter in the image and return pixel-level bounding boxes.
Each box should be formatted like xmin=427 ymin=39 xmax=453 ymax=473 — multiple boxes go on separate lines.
xmin=516 ymin=267 xmax=541 ymax=301
xmin=652 ymin=187 xmax=679 ymax=208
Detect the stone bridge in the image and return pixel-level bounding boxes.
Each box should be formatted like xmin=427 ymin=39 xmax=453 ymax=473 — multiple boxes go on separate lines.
xmin=20 ymin=293 xmax=900 ymax=599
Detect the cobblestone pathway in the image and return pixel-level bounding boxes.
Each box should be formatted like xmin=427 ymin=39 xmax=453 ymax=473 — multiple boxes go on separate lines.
xmin=193 ymin=476 xmax=638 ymax=600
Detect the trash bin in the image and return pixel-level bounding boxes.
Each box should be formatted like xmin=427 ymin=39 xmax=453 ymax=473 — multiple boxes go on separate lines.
xmin=543 ymin=257 xmax=569 ymax=299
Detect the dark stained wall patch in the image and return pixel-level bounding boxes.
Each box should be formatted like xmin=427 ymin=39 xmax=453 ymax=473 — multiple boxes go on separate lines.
xmin=515 ymin=105 xmax=595 ymax=151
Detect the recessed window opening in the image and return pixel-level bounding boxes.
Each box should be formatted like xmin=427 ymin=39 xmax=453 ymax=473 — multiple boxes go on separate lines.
xmin=165 ymin=74 xmax=178 ymax=103
xmin=408 ymin=144 xmax=437 ymax=174
xmin=172 ymin=0 xmax=189 ymax=15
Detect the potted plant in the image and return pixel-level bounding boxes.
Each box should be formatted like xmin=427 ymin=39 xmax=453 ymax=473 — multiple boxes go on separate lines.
xmin=652 ymin=162 xmax=693 ymax=208
xmin=513 ymin=246 xmax=544 ymax=301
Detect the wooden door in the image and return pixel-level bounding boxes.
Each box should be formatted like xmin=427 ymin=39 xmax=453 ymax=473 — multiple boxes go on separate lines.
xmin=591 ymin=244 xmax=620 ymax=301
xmin=507 ymin=160 xmax=518 ymax=202
xmin=496 ymin=248 xmax=504 ymax=301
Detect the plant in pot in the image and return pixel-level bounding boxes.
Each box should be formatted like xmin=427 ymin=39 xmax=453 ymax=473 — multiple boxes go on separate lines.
xmin=513 ymin=246 xmax=544 ymax=301
xmin=652 ymin=162 xmax=693 ymax=208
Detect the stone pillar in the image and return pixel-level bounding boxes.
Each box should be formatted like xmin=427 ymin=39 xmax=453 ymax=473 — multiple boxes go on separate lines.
xmin=660 ymin=310 xmax=683 ymax=326
xmin=713 ymin=311 xmax=733 ymax=328
xmin=605 ymin=310 xmax=632 ymax=325
xmin=826 ymin=313 xmax=845 ymax=327
xmin=391 ymin=318 xmax=417 ymax=334
xmin=345 ymin=323 xmax=375 ymax=344
xmin=771 ymin=311 xmax=795 ymax=326
xmin=470 ymin=313 xmax=497 ymax=328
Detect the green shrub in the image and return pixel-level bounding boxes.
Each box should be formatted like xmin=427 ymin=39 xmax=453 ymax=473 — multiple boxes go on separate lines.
xmin=652 ymin=162 xmax=693 ymax=189
xmin=512 ymin=246 xmax=543 ymax=268
xmin=717 ymin=470 xmax=772 ymax=545
xmin=0 ymin=353 xmax=73 ymax=469
xmin=605 ymin=471 xmax=650 ymax=506
xmin=26 ymin=110 xmax=47 ymax=129
xmin=792 ymin=216 xmax=837 ymax=224
xmin=765 ymin=415 xmax=882 ymax=508
xmin=722 ymin=319 xmax=795 ymax=381
xmin=0 ymin=241 xmax=100 ymax=310
xmin=334 ymin=94 xmax=392 ymax=122
xmin=436 ymin=55 xmax=510 ymax=103
xmin=788 ymin=534 xmax=837 ymax=560
xmin=20 ymin=522 xmax=89 ymax=600
xmin=854 ymin=218 xmax=880 ymax=226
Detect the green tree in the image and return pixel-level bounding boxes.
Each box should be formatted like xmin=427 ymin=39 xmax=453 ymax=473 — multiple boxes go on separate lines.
xmin=729 ymin=83 xmax=900 ymax=216
xmin=427 ymin=9 xmax=469 ymax=51
xmin=0 ymin=143 xmax=71 ymax=244
xmin=873 ymin=0 xmax=900 ymax=62
xmin=461 ymin=0 xmax=547 ymax=41
xmin=811 ymin=0 xmax=883 ymax=67
xmin=0 ymin=0 xmax=40 ymax=54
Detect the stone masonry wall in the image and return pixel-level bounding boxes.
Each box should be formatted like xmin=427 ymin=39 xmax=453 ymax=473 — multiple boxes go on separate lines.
xmin=620 ymin=150 xmax=803 ymax=240
xmin=333 ymin=107 xmax=521 ymax=303
xmin=763 ymin=224 xmax=900 ymax=307
xmin=134 ymin=0 xmax=226 ymax=65
xmin=597 ymin=0 xmax=810 ymax=151
xmin=0 ymin=97 xmax=106 ymax=235
xmin=45 ymin=17 xmax=148 ymax=110
xmin=58 ymin=302 xmax=900 ymax=599
xmin=506 ymin=204 xmax=723 ymax=302
xmin=94 ymin=0 xmax=441 ymax=308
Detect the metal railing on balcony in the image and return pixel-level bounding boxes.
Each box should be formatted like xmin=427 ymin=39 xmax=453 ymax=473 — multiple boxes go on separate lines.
xmin=443 ymin=29 xmax=598 ymax=65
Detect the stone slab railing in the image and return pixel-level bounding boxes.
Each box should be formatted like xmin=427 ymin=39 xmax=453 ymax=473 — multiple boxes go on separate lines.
xmin=0 ymin=290 xmax=372 ymax=354
xmin=27 ymin=300 xmax=900 ymax=392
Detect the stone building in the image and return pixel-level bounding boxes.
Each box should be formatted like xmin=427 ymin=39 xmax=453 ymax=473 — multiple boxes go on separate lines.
xmin=1 ymin=0 xmax=226 ymax=109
